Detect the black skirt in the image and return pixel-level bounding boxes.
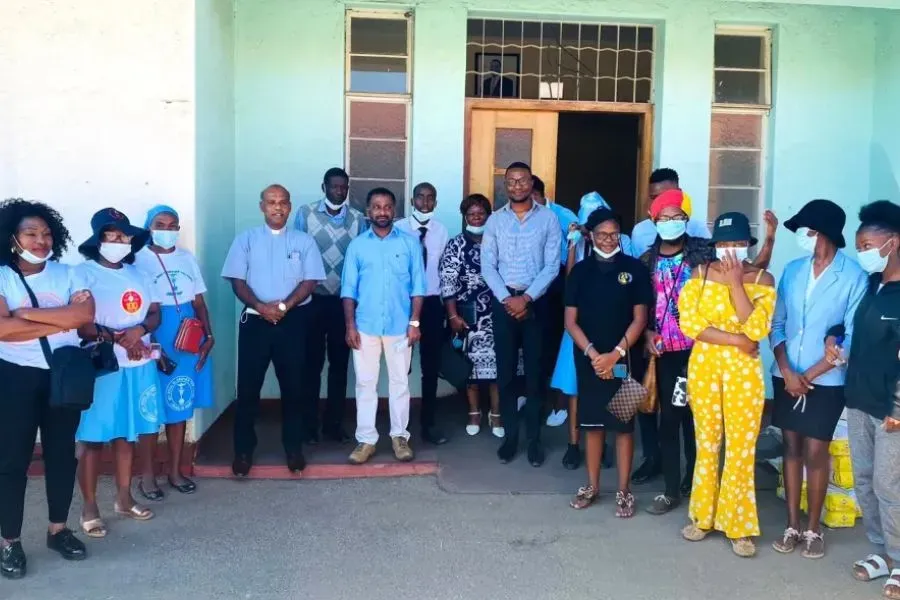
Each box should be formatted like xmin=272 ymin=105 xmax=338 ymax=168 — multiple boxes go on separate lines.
xmin=574 ymin=353 xmax=635 ymax=433
xmin=771 ymin=377 xmax=845 ymax=441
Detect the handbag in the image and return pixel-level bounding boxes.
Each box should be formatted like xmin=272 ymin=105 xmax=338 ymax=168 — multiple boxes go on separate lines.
xmin=606 ymin=352 xmax=649 ymax=423
xmin=639 ymin=355 xmax=658 ymax=414
xmin=439 ymin=334 xmax=473 ymax=391
xmin=154 ymin=251 xmax=205 ymax=354
xmin=11 ymin=266 xmax=96 ymax=409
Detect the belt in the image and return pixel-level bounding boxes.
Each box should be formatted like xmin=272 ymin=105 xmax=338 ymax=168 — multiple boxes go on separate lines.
xmin=506 ymin=287 xmax=528 ymax=297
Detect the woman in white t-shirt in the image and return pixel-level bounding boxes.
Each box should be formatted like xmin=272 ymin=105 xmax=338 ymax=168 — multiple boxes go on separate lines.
xmin=0 ymin=199 xmax=94 ymax=580
xmin=133 ymin=205 xmax=214 ymax=500
xmin=74 ymin=208 xmax=163 ymax=537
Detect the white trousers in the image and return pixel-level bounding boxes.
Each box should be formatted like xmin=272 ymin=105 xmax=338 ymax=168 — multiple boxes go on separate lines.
xmin=352 ymin=333 xmax=413 ymax=445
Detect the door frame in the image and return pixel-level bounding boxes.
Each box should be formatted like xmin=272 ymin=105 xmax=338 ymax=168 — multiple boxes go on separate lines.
xmin=464 ymin=99 xmax=655 ymax=221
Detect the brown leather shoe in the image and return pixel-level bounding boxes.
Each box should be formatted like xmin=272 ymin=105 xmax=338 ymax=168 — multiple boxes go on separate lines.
xmin=348 ymin=443 xmax=376 ymax=465
xmin=392 ymin=437 xmax=414 ymax=462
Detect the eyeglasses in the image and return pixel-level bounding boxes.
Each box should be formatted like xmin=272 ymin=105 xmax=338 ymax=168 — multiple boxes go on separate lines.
xmin=656 ymin=215 xmax=688 ymax=223
xmin=505 ymin=177 xmax=531 ymax=188
xmin=593 ymin=232 xmax=621 ymax=242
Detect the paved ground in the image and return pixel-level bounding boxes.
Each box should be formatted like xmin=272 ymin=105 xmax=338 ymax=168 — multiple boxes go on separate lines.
xmin=1 ymin=475 xmax=885 ymax=600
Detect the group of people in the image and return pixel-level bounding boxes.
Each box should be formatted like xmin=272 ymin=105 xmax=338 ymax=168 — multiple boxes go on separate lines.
xmin=0 ymin=163 xmax=898 ymax=597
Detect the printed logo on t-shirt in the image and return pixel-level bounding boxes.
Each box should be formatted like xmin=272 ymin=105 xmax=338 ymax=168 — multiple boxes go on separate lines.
xmin=166 ymin=375 xmax=195 ymax=412
xmin=139 ymin=384 xmax=159 ymax=423
xmin=618 ymin=272 xmax=633 ymax=285
xmin=121 ymin=289 xmax=143 ymax=314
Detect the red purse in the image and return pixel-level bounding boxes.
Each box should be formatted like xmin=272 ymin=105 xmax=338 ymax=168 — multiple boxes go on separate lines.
xmin=155 ymin=252 xmax=206 ymax=354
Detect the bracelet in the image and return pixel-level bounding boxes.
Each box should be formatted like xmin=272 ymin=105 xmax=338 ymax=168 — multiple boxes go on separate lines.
xmin=615 ymin=345 xmax=627 ymax=357
xmin=583 ymin=343 xmax=594 ymax=357
xmin=450 ymin=315 xmax=461 ymax=322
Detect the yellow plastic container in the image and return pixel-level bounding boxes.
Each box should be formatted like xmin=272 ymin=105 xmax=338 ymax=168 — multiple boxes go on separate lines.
xmin=830 ymin=438 xmax=851 ymax=457
xmin=831 ymin=468 xmax=855 ymax=490
xmin=822 ymin=509 xmax=856 ymax=528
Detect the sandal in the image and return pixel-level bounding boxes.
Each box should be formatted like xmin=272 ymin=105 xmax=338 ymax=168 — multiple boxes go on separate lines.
xmin=113 ymin=502 xmax=154 ymax=521
xmin=615 ymin=490 xmax=635 ymax=518
xmin=465 ymin=412 xmax=481 ymax=436
xmin=801 ymin=530 xmax=825 ymax=559
xmin=682 ymin=523 xmax=711 ymax=542
xmin=137 ymin=481 xmax=165 ymax=502
xmin=731 ymin=537 xmax=757 ymax=558
xmin=488 ymin=412 xmax=504 ymax=438
xmin=569 ymin=485 xmax=598 ymax=510
xmin=80 ymin=517 xmax=107 ymax=538
xmin=854 ymin=554 xmax=892 ymax=582
xmin=772 ymin=527 xmax=801 ymax=554
xmin=167 ymin=476 xmax=197 ymax=494
xmin=885 ymin=569 xmax=900 ymax=599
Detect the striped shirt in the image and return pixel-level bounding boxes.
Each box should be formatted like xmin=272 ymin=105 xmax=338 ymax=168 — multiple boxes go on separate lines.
xmin=480 ymin=201 xmax=561 ymax=302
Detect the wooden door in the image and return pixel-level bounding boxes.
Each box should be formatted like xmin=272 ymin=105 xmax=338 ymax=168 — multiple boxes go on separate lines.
xmin=468 ymin=110 xmax=559 ymax=207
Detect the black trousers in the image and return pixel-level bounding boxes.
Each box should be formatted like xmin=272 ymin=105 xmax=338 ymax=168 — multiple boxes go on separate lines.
xmin=656 ymin=349 xmax=696 ymax=498
xmin=235 ymin=306 xmax=309 ymax=457
xmin=0 ymin=359 xmax=80 ymax=539
xmin=303 ymin=295 xmax=350 ymax=434
xmin=493 ymin=295 xmax=546 ymax=442
xmin=419 ymin=296 xmax=445 ymax=431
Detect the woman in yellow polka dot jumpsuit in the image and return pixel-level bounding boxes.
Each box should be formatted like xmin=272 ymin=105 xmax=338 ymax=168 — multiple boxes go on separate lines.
xmin=677 ymin=212 xmax=777 ymax=558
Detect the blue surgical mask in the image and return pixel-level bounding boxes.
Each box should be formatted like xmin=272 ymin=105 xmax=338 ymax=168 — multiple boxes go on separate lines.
xmin=858 ymin=239 xmax=893 ymax=274
xmin=567 ymin=229 xmax=583 ymax=244
xmin=151 ymin=229 xmax=179 ymax=249
xmin=655 ymin=220 xmax=687 ymax=241
xmin=466 ymin=224 xmax=485 ymax=235
xmin=795 ymin=227 xmax=817 ymax=254
xmin=412 ymin=209 xmax=432 ymax=224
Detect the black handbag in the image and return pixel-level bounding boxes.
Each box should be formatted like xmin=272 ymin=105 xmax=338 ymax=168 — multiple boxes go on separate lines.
xmin=11 ymin=266 xmax=98 ymax=410
xmin=439 ymin=334 xmax=473 ymax=391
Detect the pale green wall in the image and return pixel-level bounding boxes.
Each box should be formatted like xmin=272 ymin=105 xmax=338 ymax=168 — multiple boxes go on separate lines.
xmin=870 ymin=11 xmax=900 ymax=204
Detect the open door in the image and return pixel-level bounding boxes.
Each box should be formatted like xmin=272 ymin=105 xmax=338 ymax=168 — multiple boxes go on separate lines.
xmin=469 ymin=109 xmax=559 ymax=207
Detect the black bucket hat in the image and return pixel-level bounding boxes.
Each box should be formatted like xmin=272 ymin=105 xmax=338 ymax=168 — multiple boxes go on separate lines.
xmin=783 ymin=199 xmax=846 ymax=248
xmin=709 ymin=212 xmax=758 ymax=247
xmin=78 ymin=207 xmax=149 ymax=255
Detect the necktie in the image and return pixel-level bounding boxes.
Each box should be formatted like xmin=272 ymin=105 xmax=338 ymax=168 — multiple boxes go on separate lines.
xmin=418 ymin=227 xmax=428 ymax=268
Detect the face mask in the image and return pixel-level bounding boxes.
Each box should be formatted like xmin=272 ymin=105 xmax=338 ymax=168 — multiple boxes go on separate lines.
xmin=716 ymin=247 xmax=748 ymax=262
xmin=465 ymin=224 xmax=485 ymax=235
xmin=857 ymin=239 xmax=893 ymax=274
xmin=594 ymin=245 xmax=620 ymax=260
xmin=14 ymin=238 xmax=52 ymax=265
xmin=324 ymin=197 xmax=346 ymax=211
xmin=656 ymin=220 xmax=687 ymax=241
xmin=151 ymin=230 xmax=179 ymax=249
xmin=795 ymin=227 xmax=818 ymax=254
xmin=412 ymin=209 xmax=432 ymax=224
xmin=567 ymin=230 xmax=583 ymax=244
xmin=99 ymin=242 xmax=132 ymax=264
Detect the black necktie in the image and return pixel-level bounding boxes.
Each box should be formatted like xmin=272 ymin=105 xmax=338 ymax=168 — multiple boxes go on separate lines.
xmin=418 ymin=227 xmax=428 ymax=268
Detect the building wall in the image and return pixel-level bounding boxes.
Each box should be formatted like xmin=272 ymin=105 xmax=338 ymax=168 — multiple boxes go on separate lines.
xmin=870 ymin=11 xmax=900 ymax=205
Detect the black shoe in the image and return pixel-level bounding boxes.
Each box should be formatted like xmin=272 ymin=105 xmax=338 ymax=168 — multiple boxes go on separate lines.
xmin=422 ymin=426 xmax=448 ymax=446
xmin=497 ymin=437 xmax=518 ymax=463
xmin=562 ymin=443 xmax=582 ymax=470
xmin=680 ymin=473 xmax=693 ymax=497
xmin=527 ymin=440 xmax=545 ymax=467
xmin=323 ymin=426 xmax=351 ymax=444
xmin=232 ymin=454 xmax=252 ymax=477
xmin=287 ymin=452 xmax=307 ymax=473
xmin=645 ymin=494 xmax=680 ymax=516
xmin=46 ymin=528 xmax=87 ymax=561
xmin=1 ymin=541 xmax=26 ymax=580
xmin=630 ymin=457 xmax=661 ymax=485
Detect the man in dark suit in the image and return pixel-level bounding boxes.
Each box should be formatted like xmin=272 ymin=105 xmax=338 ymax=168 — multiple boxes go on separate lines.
xmin=482 ymin=59 xmax=515 ymax=98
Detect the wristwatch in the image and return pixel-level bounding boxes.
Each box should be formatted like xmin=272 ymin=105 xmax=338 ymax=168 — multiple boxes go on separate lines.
xmin=614 ymin=345 xmax=627 ymax=357
xmin=409 ymin=320 xmax=420 ymax=328
xmin=277 ymin=302 xmax=287 ymax=312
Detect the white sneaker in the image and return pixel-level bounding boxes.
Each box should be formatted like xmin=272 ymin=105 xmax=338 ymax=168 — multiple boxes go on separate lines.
xmin=517 ymin=396 xmax=527 ymax=411
xmin=546 ymin=409 xmax=568 ymax=427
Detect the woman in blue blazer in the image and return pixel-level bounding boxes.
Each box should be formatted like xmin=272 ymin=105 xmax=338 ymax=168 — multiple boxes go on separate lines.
xmin=769 ymin=200 xmax=868 ymax=559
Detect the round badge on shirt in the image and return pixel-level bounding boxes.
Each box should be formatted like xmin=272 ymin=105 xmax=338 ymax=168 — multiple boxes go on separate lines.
xmin=618 ymin=272 xmax=633 ymax=285
xmin=121 ymin=289 xmax=144 ymax=314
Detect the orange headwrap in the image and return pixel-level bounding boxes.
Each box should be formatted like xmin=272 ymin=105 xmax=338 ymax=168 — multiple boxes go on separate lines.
xmin=650 ymin=189 xmax=693 ymax=220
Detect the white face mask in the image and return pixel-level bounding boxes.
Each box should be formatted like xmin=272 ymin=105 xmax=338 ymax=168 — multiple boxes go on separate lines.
xmin=324 ymin=197 xmax=346 ymax=211
xmin=795 ymin=227 xmax=818 ymax=254
xmin=594 ymin=245 xmax=620 ymax=260
xmin=14 ymin=238 xmax=52 ymax=265
xmin=151 ymin=230 xmax=179 ymax=249
xmin=412 ymin=209 xmax=432 ymax=224
xmin=99 ymin=242 xmax=132 ymax=264
xmin=465 ymin=224 xmax=485 ymax=235
xmin=857 ymin=239 xmax=893 ymax=274
xmin=716 ymin=247 xmax=749 ymax=262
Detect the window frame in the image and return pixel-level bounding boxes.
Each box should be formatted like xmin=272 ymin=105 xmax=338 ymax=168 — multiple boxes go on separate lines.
xmin=712 ymin=26 xmax=772 ymax=110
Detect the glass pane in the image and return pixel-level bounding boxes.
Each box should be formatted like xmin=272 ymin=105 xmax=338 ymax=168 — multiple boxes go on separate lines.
xmin=635 ymin=79 xmax=652 ymax=103
xmin=349 ymin=180 xmax=407 ymax=215
xmin=709 ymin=150 xmax=761 ymax=187
xmin=349 ymin=139 xmax=405 ymax=179
xmin=708 ymin=188 xmax=759 ymax=221
xmin=636 ymin=51 xmax=653 ymax=81
xmin=637 ymin=27 xmax=654 ymax=52
xmin=714 ymin=35 xmax=764 ymax=69
xmin=467 ymin=19 xmax=484 ymax=39
xmin=493 ymin=174 xmax=509 ymax=209
xmin=581 ymin=24 xmax=599 ymax=47
xmin=617 ymin=78 xmax=635 ymax=103
xmin=715 ymin=70 xmax=766 ymax=104
xmin=350 ymin=18 xmax=407 ymax=56
xmin=710 ymin=113 xmax=762 ymax=149
xmin=349 ymin=56 xmax=407 ymax=94
xmin=494 ymin=129 xmax=533 ymax=169
xmin=349 ymin=102 xmax=406 ymax=139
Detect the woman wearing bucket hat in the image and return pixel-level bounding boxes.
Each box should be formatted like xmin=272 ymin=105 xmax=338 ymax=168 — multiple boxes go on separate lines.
xmin=677 ymin=211 xmax=776 ymax=557
xmin=133 ymin=205 xmax=214 ymax=500
xmin=74 ymin=208 xmax=163 ymax=537
xmin=769 ymin=199 xmax=868 ymax=558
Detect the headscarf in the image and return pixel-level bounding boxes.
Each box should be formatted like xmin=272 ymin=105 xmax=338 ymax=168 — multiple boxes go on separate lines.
xmin=649 ymin=189 xmax=693 ymax=220
xmin=578 ymin=192 xmax=610 ymax=225
xmin=144 ymin=204 xmax=180 ymax=229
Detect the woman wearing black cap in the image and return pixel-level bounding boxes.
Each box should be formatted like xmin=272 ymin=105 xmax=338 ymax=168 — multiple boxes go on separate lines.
xmin=74 ymin=208 xmax=163 ymax=537
xmin=677 ymin=211 xmax=775 ymax=557
xmin=769 ymin=200 xmax=868 ymax=558
xmin=564 ymin=208 xmax=652 ymax=516
xmin=827 ymin=201 xmax=900 ymax=597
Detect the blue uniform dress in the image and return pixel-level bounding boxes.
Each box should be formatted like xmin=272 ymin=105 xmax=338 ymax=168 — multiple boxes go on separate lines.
xmin=134 ymin=247 xmax=213 ymax=424
xmin=75 ymin=261 xmax=164 ymax=443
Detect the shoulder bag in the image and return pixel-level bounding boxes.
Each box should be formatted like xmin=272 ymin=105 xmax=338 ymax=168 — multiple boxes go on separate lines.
xmin=154 ymin=252 xmax=205 ymax=354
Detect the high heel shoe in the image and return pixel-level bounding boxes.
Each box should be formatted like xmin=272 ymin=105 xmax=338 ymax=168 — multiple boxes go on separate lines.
xmin=488 ymin=412 xmax=505 ymax=438
xmin=465 ymin=411 xmax=481 ymax=436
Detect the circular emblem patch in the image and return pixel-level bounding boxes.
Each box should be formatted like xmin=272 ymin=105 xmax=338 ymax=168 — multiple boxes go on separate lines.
xmin=618 ymin=272 xmax=633 ymax=285
xmin=166 ymin=376 xmax=195 ymax=413
xmin=121 ymin=289 xmax=143 ymax=314
xmin=139 ymin=384 xmax=159 ymax=423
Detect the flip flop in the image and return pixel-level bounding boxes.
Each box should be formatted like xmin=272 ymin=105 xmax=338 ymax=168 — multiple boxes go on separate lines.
xmin=885 ymin=569 xmax=900 ymax=599
xmin=80 ymin=517 xmax=107 ymax=538
xmin=113 ymin=503 xmax=154 ymax=521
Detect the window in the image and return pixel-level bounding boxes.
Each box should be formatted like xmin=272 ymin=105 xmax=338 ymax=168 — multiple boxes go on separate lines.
xmin=465 ymin=19 xmax=655 ymax=103
xmin=708 ymin=28 xmax=771 ymax=236
xmin=345 ymin=12 xmax=411 ymax=214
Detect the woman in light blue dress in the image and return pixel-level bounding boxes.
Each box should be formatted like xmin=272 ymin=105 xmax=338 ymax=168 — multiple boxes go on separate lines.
xmin=134 ymin=205 xmax=214 ymax=499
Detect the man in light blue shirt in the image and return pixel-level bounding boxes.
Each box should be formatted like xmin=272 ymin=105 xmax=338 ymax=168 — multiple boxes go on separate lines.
xmin=342 ymin=187 xmax=425 ymax=465
xmin=631 ymin=168 xmax=711 ymax=258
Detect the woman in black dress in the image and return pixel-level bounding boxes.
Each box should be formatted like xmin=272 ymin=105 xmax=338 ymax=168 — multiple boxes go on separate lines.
xmin=565 ymin=208 xmax=652 ymax=517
